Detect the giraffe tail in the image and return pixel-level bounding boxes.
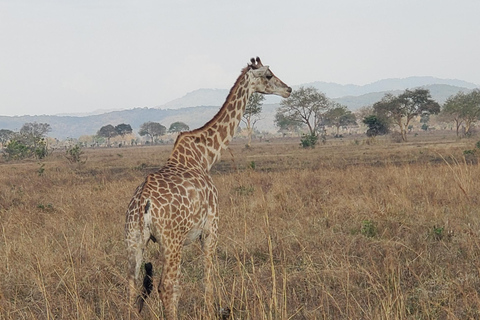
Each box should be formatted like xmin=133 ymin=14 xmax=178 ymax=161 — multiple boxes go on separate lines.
xmin=136 ymin=262 xmax=153 ymax=312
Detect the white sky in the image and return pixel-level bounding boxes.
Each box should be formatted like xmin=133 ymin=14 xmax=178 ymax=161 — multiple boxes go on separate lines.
xmin=1 ymin=0 xmax=479 ymax=116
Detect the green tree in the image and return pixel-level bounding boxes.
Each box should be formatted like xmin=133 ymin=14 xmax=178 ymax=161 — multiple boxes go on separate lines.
xmin=324 ymin=105 xmax=357 ymax=136
xmin=276 ymin=86 xmax=330 ymax=146
xmin=115 ymin=123 xmax=133 ymax=137
xmin=242 ymin=92 xmax=265 ymax=147
xmin=168 ymin=121 xmax=190 ymax=133
xmin=97 ymin=124 xmax=118 ymax=146
xmin=373 ymin=89 xmax=440 ymax=142
xmin=441 ymin=89 xmax=480 ymax=136
xmin=139 ymin=121 xmax=166 ymax=144
xmin=441 ymin=92 xmax=466 ymax=136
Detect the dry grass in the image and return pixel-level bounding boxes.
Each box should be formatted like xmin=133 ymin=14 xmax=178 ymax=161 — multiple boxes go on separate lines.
xmin=1 ymin=132 xmax=480 ymax=319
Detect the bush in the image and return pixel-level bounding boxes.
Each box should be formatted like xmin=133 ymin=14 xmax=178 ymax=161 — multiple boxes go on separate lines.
xmin=65 ymin=144 xmax=86 ymax=164
xmin=3 ymin=139 xmax=31 ymax=160
xmin=363 ymin=115 xmax=389 ymax=137
xmin=361 ymin=220 xmax=377 ymax=238
xmin=34 ymin=139 xmax=48 ymax=159
xmin=475 ymin=141 xmax=480 ymax=150
xmin=300 ymin=133 xmax=318 ymax=148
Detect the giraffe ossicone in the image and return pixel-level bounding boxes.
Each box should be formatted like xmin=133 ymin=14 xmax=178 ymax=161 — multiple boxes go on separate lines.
xmin=125 ymin=57 xmax=291 ymax=319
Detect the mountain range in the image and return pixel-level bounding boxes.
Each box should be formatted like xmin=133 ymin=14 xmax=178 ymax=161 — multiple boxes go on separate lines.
xmin=1 ymin=76 xmax=477 ymax=139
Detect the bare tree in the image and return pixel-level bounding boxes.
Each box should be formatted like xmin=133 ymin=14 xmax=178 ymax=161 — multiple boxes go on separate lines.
xmin=20 ymin=122 xmax=51 ymax=150
xmin=242 ymin=92 xmax=265 ymax=147
xmin=276 ymin=86 xmax=331 ymax=147
xmin=276 ymin=87 xmax=330 ymax=136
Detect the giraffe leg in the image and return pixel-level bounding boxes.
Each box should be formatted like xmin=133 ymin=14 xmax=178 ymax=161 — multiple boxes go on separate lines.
xmin=158 ymin=244 xmax=182 ymax=319
xmin=126 ymin=240 xmax=144 ymax=315
xmin=202 ymin=220 xmax=218 ymax=317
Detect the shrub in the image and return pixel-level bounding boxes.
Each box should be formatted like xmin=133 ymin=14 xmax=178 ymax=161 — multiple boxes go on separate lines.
xmin=300 ymin=133 xmax=318 ymax=148
xmin=34 ymin=139 xmax=48 ymax=159
xmin=3 ymin=139 xmax=30 ymax=160
xmin=65 ymin=144 xmax=86 ymax=164
xmin=475 ymin=141 xmax=480 ymax=150
xmin=361 ymin=220 xmax=377 ymax=238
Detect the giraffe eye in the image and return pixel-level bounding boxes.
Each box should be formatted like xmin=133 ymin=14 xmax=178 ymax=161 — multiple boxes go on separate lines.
xmin=266 ymin=75 xmax=273 ymax=80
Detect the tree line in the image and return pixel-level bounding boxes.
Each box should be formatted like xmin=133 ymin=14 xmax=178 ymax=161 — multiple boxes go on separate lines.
xmin=0 ymin=120 xmax=190 ymax=160
xmin=275 ymin=86 xmax=357 ymax=147
xmin=275 ymin=86 xmax=480 ymax=147
xmin=96 ymin=121 xmax=190 ymax=146
xmin=2 ymin=87 xmax=479 ymax=159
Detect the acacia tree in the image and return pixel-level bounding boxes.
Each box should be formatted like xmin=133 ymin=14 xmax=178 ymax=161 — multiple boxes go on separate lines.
xmin=461 ymin=89 xmax=480 ymax=136
xmin=139 ymin=121 xmax=166 ymax=144
xmin=276 ymin=86 xmax=330 ymax=146
xmin=373 ymin=89 xmax=440 ymax=142
xmin=242 ymin=92 xmax=265 ymax=147
xmin=323 ymin=104 xmax=357 ymax=136
xmin=115 ymin=123 xmax=133 ymax=137
xmin=97 ymin=124 xmax=118 ymax=146
xmin=168 ymin=121 xmax=190 ymax=133
xmin=441 ymin=89 xmax=480 ymax=136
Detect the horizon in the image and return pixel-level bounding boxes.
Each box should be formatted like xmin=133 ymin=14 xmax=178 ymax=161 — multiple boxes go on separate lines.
xmin=1 ymin=75 xmax=478 ymax=118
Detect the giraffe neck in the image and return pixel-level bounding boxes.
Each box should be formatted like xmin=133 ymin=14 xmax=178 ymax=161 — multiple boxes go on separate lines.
xmin=168 ymin=67 xmax=253 ymax=172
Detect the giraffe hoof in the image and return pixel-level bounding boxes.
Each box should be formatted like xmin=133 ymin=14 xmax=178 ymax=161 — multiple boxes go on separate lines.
xmin=135 ymin=295 xmax=145 ymax=313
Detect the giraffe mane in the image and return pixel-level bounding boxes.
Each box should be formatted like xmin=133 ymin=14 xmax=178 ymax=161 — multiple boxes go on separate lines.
xmin=172 ymin=58 xmax=259 ymax=149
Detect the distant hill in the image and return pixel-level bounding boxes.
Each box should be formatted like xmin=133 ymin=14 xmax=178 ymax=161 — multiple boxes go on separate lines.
xmin=156 ymin=76 xmax=477 ymax=111
xmin=0 ymin=106 xmax=221 ymax=140
xmin=162 ymin=88 xmax=229 ymax=109
xmin=302 ymin=76 xmax=478 ymax=98
xmin=332 ymin=84 xmax=473 ymax=110
xmin=0 ymin=77 xmax=477 ymax=139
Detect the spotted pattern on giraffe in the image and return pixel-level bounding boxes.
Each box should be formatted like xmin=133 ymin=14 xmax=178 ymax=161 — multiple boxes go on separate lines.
xmin=125 ymin=57 xmax=291 ymax=319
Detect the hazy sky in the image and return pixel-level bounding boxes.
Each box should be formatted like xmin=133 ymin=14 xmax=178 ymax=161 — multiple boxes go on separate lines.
xmin=1 ymin=0 xmax=479 ymax=116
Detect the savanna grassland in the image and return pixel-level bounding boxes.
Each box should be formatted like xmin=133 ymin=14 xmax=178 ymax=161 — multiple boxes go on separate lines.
xmin=2 ymin=132 xmax=480 ymax=319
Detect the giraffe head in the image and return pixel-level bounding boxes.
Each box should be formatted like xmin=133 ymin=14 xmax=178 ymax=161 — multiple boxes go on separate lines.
xmin=248 ymin=57 xmax=292 ymax=98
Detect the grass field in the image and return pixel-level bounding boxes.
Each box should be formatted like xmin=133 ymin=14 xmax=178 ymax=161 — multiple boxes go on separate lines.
xmin=1 ymin=131 xmax=480 ymax=319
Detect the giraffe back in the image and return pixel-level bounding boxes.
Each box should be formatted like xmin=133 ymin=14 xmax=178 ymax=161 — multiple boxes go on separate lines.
xmin=125 ymin=163 xmax=218 ymax=249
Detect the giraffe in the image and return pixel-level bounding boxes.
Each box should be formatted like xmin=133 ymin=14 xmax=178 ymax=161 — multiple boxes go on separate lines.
xmin=125 ymin=57 xmax=291 ymax=319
